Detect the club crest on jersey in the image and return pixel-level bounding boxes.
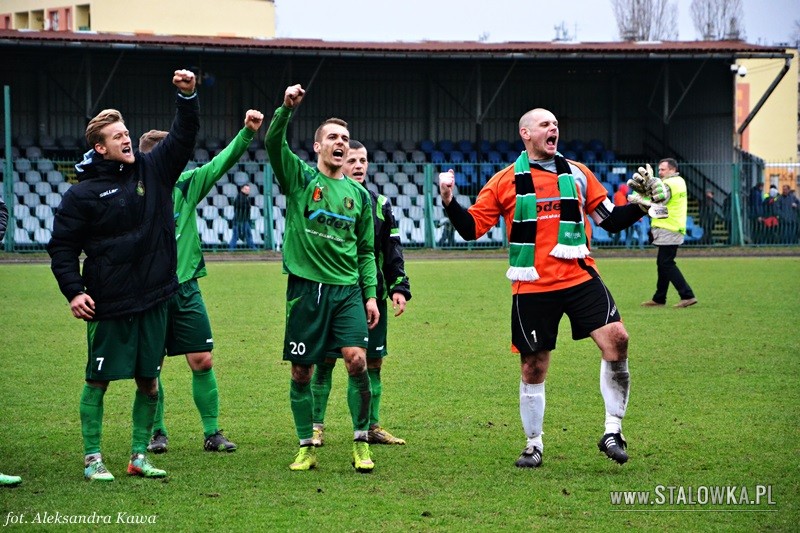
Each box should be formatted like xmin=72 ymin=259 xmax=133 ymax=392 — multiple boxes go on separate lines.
xmin=343 ymin=197 xmax=354 ymax=210
xmin=136 ymin=180 xmax=145 ymax=196
xmin=312 ymin=186 xmax=324 ymax=202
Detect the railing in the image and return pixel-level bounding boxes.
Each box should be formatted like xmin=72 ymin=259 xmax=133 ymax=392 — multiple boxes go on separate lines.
xmin=3 ymin=157 xmax=798 ymax=253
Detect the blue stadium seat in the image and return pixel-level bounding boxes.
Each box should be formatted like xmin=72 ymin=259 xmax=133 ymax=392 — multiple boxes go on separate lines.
xmin=457 ymin=140 xmax=474 ymax=153
xmin=419 ymin=139 xmax=435 ymax=153
xmin=588 ymin=139 xmax=605 ymax=153
xmin=486 ymin=151 xmax=503 ymax=164
xmin=602 ymin=149 xmax=616 ymax=162
xmin=568 ymin=139 xmax=584 ymax=153
xmin=591 ymin=223 xmax=613 ymax=245
xmin=600 ymin=181 xmax=614 ymax=195
xmin=494 ymin=140 xmax=511 ymax=153
xmin=437 ymin=139 xmax=454 ymax=152
xmin=448 ymin=151 xmax=465 ymax=164
xmin=431 ymin=151 xmax=446 ymax=164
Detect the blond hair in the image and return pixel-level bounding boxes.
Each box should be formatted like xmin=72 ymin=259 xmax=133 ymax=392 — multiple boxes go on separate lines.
xmin=85 ymin=109 xmax=124 ymax=148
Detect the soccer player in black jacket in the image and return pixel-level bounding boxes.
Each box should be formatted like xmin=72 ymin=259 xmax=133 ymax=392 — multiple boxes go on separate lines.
xmin=47 ymin=69 xmax=199 ymax=481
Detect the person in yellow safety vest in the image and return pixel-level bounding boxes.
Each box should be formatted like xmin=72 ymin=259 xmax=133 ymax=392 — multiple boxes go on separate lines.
xmin=640 ymin=158 xmax=697 ymax=308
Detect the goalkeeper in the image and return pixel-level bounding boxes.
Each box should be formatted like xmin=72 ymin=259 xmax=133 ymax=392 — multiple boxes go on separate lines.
xmin=438 ymin=107 xmax=668 ymax=469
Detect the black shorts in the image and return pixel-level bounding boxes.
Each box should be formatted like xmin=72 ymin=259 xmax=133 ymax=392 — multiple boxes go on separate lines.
xmin=511 ymin=276 xmax=621 ymax=354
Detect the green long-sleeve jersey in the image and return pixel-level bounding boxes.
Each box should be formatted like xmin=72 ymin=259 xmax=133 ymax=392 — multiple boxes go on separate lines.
xmin=266 ymin=105 xmax=377 ymax=299
xmin=174 ymin=126 xmax=255 ymax=283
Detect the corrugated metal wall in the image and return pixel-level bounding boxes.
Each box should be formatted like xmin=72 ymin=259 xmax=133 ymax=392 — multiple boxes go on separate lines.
xmin=2 ymin=47 xmax=736 ymax=168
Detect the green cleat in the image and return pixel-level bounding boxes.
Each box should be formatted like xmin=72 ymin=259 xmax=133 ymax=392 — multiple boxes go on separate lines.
xmin=127 ymin=454 xmax=167 ymax=478
xmin=312 ymin=424 xmax=324 ymax=447
xmin=0 ymin=473 xmax=22 ymax=487
xmin=352 ymin=440 xmax=374 ymax=473
xmin=368 ymin=425 xmax=406 ymax=445
xmin=84 ymin=459 xmax=115 ymax=482
xmin=289 ymin=446 xmax=318 ymax=471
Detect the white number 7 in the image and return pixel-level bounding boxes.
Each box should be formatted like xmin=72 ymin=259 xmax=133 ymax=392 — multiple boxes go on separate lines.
xmin=96 ymin=357 xmax=105 ymax=371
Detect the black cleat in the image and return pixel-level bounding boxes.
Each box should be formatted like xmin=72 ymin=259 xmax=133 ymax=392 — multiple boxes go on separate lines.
xmin=598 ymin=432 xmax=628 ymax=464
xmin=147 ymin=429 xmax=168 ymax=454
xmin=514 ymin=445 xmax=543 ymax=468
xmin=204 ymin=430 xmax=237 ymax=452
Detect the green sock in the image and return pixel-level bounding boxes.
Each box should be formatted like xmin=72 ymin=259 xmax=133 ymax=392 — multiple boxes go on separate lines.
xmin=80 ymin=384 xmax=105 ymax=455
xmin=192 ymin=368 xmax=219 ymax=438
xmin=290 ymin=380 xmax=313 ymax=441
xmin=347 ymin=372 xmax=372 ymax=432
xmin=131 ymin=389 xmax=158 ymax=455
xmin=368 ymin=368 xmax=382 ymax=428
xmin=311 ymin=361 xmax=335 ymax=425
xmin=152 ymin=378 xmax=167 ymax=436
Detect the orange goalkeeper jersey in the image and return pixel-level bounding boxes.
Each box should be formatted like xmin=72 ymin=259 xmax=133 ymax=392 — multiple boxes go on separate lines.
xmin=467 ymin=159 xmax=608 ymax=294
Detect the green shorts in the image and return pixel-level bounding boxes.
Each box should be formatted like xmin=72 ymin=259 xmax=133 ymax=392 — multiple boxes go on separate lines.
xmin=165 ymin=279 xmax=213 ymax=356
xmin=85 ymin=301 xmax=168 ymax=381
xmin=326 ymin=298 xmax=388 ymax=360
xmin=284 ymin=275 xmax=368 ymax=365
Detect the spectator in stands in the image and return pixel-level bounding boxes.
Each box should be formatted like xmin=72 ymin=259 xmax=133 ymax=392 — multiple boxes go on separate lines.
xmin=438 ymin=107 xmax=669 ymax=469
xmin=763 ymin=185 xmax=781 ymax=244
xmin=776 ymin=185 xmax=799 ymax=244
xmin=641 ymin=158 xmax=697 ymax=308
xmin=47 ymin=69 xmax=199 ymax=482
xmin=311 ymin=139 xmax=411 ymax=448
xmin=748 ymin=182 xmax=765 ymax=244
xmin=437 ymin=217 xmax=455 ymax=247
xmin=229 ymin=183 xmax=256 ymax=250
xmin=0 ymin=194 xmax=20 ymax=487
xmin=699 ymin=189 xmax=716 ymax=245
xmin=138 ymin=109 xmax=264 ymax=456
xmin=265 ymin=84 xmax=379 ymax=473
xmin=612 ymin=183 xmax=629 ymax=245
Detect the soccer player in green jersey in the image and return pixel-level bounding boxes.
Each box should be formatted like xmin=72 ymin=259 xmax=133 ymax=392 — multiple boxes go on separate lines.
xmin=266 ymin=84 xmax=379 ymax=472
xmin=138 ymin=109 xmax=265 ymax=454
xmin=311 ymin=140 xmax=411 ymax=447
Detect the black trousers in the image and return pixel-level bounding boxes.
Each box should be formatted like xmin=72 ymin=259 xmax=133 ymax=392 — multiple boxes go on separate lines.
xmin=652 ymin=245 xmax=695 ymax=303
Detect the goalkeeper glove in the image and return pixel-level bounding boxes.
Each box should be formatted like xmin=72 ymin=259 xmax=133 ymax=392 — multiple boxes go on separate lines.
xmin=627 ymin=163 xmax=671 ymax=203
xmin=627 ymin=163 xmax=653 ymax=195
xmin=628 ymin=191 xmax=669 ymax=219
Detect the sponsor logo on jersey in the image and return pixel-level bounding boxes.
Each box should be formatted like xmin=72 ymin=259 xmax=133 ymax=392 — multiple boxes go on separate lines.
xmin=304 ymin=207 xmax=356 ymax=231
xmin=99 ymin=188 xmax=119 ymax=198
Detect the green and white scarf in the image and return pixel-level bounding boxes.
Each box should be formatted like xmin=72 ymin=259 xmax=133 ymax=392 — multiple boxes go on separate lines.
xmin=507 ymin=151 xmax=590 ymax=282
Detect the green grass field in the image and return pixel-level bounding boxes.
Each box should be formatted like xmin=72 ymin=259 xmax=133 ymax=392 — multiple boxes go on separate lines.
xmin=0 ymin=256 xmax=798 ymax=532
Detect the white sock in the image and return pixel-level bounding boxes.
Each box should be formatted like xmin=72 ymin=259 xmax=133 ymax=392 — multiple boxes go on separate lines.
xmin=520 ymin=381 xmax=545 ymax=450
xmin=600 ymin=360 xmax=630 ymax=434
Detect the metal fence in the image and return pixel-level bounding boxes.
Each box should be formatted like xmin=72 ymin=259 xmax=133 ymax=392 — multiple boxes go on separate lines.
xmin=3 ymin=155 xmax=799 ymax=253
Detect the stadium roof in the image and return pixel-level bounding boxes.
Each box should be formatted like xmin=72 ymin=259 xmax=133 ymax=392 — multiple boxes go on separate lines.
xmin=0 ymin=29 xmax=792 ymax=60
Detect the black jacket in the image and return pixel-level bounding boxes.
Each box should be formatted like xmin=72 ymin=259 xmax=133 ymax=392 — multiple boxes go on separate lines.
xmin=367 ymin=189 xmax=411 ymax=302
xmin=47 ymin=91 xmax=200 ymax=320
